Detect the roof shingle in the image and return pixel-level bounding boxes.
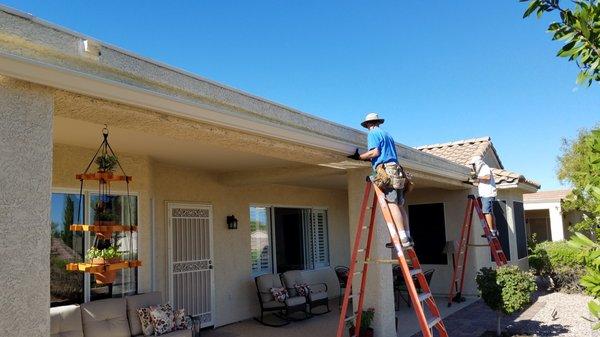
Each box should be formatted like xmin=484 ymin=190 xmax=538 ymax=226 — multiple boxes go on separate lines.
xmin=415 ymin=137 xmax=540 ymax=189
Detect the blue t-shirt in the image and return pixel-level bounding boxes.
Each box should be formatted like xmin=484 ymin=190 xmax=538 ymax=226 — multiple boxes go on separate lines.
xmin=367 ymin=127 xmax=398 ymax=168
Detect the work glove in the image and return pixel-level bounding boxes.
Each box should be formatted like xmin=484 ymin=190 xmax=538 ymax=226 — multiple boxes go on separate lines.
xmin=347 ymin=149 xmax=361 ymax=160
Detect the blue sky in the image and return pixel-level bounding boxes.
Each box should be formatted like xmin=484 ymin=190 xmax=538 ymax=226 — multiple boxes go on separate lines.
xmin=5 ymin=1 xmax=598 ymax=190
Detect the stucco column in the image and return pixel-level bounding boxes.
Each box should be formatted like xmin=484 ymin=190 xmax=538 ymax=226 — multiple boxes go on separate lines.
xmin=549 ymin=204 xmax=564 ymax=241
xmin=347 ymin=169 xmax=396 ymax=337
xmin=0 ymin=77 xmax=53 ymax=337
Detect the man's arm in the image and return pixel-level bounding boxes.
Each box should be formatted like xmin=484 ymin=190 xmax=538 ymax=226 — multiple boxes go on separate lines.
xmin=359 ymin=148 xmax=379 ymax=161
xmin=476 ymin=165 xmax=492 ymax=183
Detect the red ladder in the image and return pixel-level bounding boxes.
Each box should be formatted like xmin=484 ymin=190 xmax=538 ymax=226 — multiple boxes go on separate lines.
xmin=447 ymin=195 xmax=508 ymax=307
xmin=336 ymin=180 xmax=448 ymax=337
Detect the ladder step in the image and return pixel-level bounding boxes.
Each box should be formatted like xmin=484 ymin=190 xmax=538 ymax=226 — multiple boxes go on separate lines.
xmin=353 ymin=271 xmax=363 ymax=275
xmin=410 ymin=268 xmax=422 ymax=276
xmin=357 ymin=249 xmax=365 ymax=253
xmin=427 ymin=317 xmax=442 ymax=329
xmin=418 ymin=292 xmax=432 ymax=302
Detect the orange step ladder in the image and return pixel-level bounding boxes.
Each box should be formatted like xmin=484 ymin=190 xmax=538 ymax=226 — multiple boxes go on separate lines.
xmin=336 ymin=180 xmax=448 ymax=337
xmin=447 ymin=195 xmax=508 ymax=307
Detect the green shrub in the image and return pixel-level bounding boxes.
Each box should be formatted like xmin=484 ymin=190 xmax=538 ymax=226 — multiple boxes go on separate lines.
xmin=529 ymin=240 xmax=585 ymax=292
xmin=569 ymin=232 xmax=600 ymax=330
xmin=476 ymin=266 xmax=537 ymax=336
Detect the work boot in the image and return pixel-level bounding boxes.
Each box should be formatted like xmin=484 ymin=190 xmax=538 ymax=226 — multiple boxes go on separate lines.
xmin=385 ymin=237 xmax=414 ymax=249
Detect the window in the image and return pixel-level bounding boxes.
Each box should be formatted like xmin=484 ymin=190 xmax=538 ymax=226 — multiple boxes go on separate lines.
xmin=408 ymin=203 xmax=447 ymax=265
xmin=50 ymin=191 xmax=138 ymax=305
xmin=250 ymin=206 xmax=329 ymax=276
xmin=250 ymin=207 xmax=271 ymax=276
xmin=50 ymin=193 xmax=85 ymax=306
xmin=89 ymin=194 xmax=138 ymax=301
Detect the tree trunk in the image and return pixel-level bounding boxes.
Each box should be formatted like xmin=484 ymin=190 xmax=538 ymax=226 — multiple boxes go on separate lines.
xmin=496 ymin=312 xmax=502 ymax=336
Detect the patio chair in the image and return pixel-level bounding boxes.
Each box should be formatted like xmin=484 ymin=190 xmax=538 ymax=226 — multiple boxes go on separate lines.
xmin=334 ymin=266 xmax=349 ymax=308
xmin=281 ymin=270 xmax=330 ymax=315
xmin=392 ymin=266 xmax=435 ymax=309
xmin=254 ymin=273 xmax=309 ymax=327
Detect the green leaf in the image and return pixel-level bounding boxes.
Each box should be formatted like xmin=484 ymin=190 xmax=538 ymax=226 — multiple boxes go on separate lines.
xmin=523 ymin=0 xmax=541 ymax=18
xmin=577 ymin=71 xmax=589 ymax=85
xmin=557 ymin=41 xmax=577 ymax=57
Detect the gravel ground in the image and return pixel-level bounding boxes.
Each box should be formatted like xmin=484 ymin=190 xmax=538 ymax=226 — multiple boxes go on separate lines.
xmin=508 ymin=291 xmax=600 ymax=337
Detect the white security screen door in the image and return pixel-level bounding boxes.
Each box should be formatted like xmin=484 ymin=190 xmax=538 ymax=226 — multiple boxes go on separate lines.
xmin=168 ymin=203 xmax=214 ymax=327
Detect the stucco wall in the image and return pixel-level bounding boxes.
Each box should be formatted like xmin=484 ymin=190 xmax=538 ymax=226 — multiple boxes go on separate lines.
xmin=51 ymin=143 xmax=349 ymax=327
xmin=0 ymin=77 xmax=53 ymax=337
xmin=152 ymin=162 xmax=349 ymax=326
xmin=405 ymin=187 xmax=480 ymax=295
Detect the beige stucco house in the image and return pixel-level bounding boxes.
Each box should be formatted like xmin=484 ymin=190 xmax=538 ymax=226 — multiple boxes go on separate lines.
xmin=523 ymin=189 xmax=583 ymax=242
xmin=0 ymin=6 xmax=539 ymax=337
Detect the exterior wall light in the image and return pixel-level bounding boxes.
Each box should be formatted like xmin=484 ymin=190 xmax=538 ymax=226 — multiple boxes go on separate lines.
xmin=227 ymin=215 xmax=238 ymax=230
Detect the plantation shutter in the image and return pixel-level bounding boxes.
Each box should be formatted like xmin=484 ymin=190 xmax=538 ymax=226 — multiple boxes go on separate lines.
xmin=250 ymin=207 xmax=272 ymax=276
xmin=311 ymin=208 xmax=330 ymax=269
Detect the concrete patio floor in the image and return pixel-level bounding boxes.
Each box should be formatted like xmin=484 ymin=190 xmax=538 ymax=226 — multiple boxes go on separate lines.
xmin=203 ymin=296 xmax=477 ymax=337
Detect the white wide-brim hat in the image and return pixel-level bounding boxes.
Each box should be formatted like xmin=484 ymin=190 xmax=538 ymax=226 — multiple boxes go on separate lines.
xmin=361 ymin=113 xmax=385 ymax=128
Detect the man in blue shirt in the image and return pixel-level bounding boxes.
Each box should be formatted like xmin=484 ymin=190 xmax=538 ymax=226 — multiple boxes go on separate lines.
xmin=349 ymin=113 xmax=413 ymax=247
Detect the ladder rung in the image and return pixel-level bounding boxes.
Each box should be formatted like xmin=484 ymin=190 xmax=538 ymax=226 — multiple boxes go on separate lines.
xmin=427 ymin=317 xmax=442 ymax=329
xmin=365 ymin=259 xmax=398 ymax=264
xmin=353 ymin=271 xmax=363 ymax=275
xmin=344 ymin=315 xmax=355 ymax=322
xmin=496 ymin=250 xmax=503 ymax=253
xmin=410 ymin=268 xmax=422 ymax=276
xmin=418 ymin=292 xmax=432 ymax=302
xmin=361 ymin=226 xmax=369 ymax=230
xmin=357 ymin=249 xmax=365 ymax=253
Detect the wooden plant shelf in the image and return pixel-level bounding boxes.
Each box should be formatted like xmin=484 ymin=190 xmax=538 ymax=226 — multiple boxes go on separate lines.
xmin=70 ymin=224 xmax=138 ymax=233
xmin=76 ymin=172 xmax=132 ymax=182
xmin=66 ymin=260 xmax=142 ymax=273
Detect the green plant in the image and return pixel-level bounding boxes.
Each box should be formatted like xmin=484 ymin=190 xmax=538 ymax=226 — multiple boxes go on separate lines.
xmin=521 ymin=0 xmax=600 ymax=86
xmin=569 ymin=232 xmax=600 ymax=329
xmin=93 ymin=201 xmax=117 ymax=222
xmin=95 ymin=154 xmax=118 ymax=172
xmin=346 ymin=307 xmax=375 ymax=331
xmin=85 ymin=247 xmax=103 ymax=261
xmin=476 ymin=266 xmax=537 ymax=336
xmin=101 ymin=246 xmax=122 ymax=260
xmin=558 ymin=127 xmax=600 ymax=238
xmin=85 ymin=246 xmax=122 ymax=262
xmin=528 ymin=240 xmax=585 ymax=292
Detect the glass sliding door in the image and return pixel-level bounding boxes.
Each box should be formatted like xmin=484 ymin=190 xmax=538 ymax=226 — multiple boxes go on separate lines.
xmin=50 ymin=192 xmax=84 ymax=306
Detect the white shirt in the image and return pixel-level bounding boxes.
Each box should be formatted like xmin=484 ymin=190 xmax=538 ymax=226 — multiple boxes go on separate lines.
xmin=477 ymin=164 xmax=497 ymax=197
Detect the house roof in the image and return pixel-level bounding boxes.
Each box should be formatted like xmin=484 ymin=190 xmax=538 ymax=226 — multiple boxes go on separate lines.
xmin=416 ymin=136 xmax=504 ymax=169
xmin=416 ymin=137 xmax=540 ymax=189
xmin=523 ymin=189 xmax=572 ymax=203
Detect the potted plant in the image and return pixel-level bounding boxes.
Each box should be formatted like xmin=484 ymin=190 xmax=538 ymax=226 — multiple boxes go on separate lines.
xmin=86 ymin=247 xmax=105 ymax=265
xmin=347 ymin=307 xmax=374 ymax=337
xmin=95 ymin=154 xmax=118 ymax=172
xmin=93 ymin=201 xmax=117 ymax=234
xmin=86 ymin=245 xmax=123 ymax=285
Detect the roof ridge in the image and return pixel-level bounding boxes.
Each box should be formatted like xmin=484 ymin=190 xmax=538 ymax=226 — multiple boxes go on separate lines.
xmin=415 ymin=136 xmax=491 ymax=149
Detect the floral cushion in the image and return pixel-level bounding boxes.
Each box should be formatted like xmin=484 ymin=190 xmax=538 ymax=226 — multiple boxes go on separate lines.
xmin=294 ymin=283 xmax=311 ymax=297
xmin=136 ymin=307 xmax=154 ymax=336
xmin=270 ymin=287 xmax=289 ymax=303
xmin=148 ymin=304 xmax=175 ymax=335
xmin=173 ymin=308 xmax=192 ymax=330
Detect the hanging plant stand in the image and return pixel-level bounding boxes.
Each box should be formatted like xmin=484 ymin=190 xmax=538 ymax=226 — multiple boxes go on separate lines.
xmin=66 ymin=126 xmax=141 ymax=288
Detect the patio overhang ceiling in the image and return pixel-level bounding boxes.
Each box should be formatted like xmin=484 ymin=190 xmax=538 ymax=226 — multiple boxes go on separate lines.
xmin=0 ymin=6 xmax=471 ymax=187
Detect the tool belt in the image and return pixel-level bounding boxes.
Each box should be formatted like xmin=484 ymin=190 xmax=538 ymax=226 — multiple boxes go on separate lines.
xmin=373 ymin=162 xmax=415 ymax=193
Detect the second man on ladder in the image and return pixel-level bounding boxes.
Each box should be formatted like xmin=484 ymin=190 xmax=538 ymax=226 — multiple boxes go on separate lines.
xmin=348 ymin=112 xmax=413 ymax=247
xmin=468 ymin=155 xmax=499 ymax=237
